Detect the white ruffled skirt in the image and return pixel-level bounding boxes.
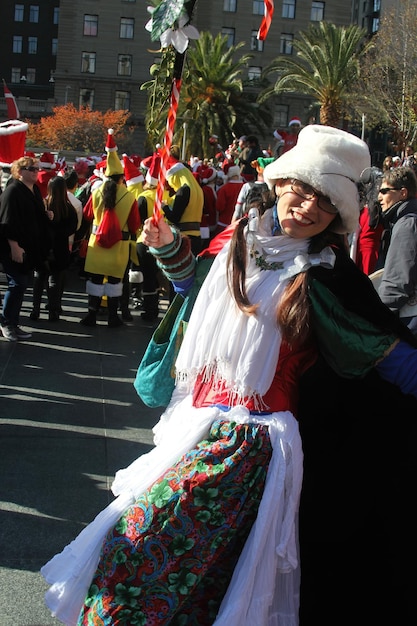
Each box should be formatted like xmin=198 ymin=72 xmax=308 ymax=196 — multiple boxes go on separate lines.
xmin=41 ymin=388 xmax=303 ymax=626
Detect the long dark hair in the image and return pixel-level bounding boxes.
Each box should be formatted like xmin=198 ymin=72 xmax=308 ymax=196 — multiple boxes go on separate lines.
xmin=45 ymin=176 xmax=76 ymax=222
xmin=227 ymin=217 xmax=345 ymax=347
xmin=102 ymin=174 xmax=123 ymax=210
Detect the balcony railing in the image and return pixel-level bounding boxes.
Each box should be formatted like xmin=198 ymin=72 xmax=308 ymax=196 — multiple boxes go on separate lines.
xmin=0 ymin=97 xmax=55 ymax=120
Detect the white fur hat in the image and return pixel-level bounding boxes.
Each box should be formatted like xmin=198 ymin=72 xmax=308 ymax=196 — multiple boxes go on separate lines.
xmin=263 ymin=125 xmax=371 ymax=234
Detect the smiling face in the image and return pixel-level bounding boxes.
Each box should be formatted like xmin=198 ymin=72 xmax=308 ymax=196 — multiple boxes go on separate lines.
xmin=275 ymin=179 xmax=338 ymax=238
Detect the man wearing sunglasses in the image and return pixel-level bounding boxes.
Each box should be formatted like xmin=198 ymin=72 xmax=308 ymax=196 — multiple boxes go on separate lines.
xmin=0 ymin=156 xmax=52 ymax=341
xmin=376 ymin=165 xmax=417 ymax=336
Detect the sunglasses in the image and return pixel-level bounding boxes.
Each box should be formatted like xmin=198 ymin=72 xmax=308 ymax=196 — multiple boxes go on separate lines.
xmin=379 ymin=187 xmax=401 ymax=194
xmin=21 ymin=166 xmax=40 ymax=172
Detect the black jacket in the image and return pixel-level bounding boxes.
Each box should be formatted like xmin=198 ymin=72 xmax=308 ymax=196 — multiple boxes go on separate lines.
xmin=0 ymin=179 xmax=52 ymax=271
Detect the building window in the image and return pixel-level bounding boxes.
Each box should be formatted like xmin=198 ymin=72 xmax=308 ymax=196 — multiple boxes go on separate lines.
xmin=118 ymin=54 xmax=132 ymax=76
xmin=115 ymin=90 xmax=130 ymax=110
xmin=221 ymin=27 xmax=235 ymax=47
xmin=274 ymin=104 xmax=289 ymax=129
xmin=252 ymin=1 xmax=264 ymax=16
xmin=120 ymin=17 xmax=134 ymax=39
xmin=248 ymin=66 xmax=262 ymax=82
xmin=14 ymin=5 xmax=24 ymax=21
xmin=251 ymin=30 xmax=264 ymax=51
xmin=81 ymin=52 xmax=96 ymax=73
xmin=84 ymin=14 xmax=98 ymax=36
xmin=282 ymin=0 xmax=296 ymax=19
xmin=53 ymin=7 xmax=59 ymax=25
xmin=311 ymin=1 xmax=324 ymax=21
xmin=28 ymin=37 xmax=38 ymax=54
xmin=27 ymin=68 xmax=36 ymax=84
xmin=373 ymin=0 xmax=381 ymax=10
xmin=52 ymin=38 xmax=58 ymax=56
xmin=80 ymin=89 xmax=94 ymax=108
xmin=11 ymin=68 xmax=21 ymax=83
xmin=29 ymin=5 xmax=39 ymax=23
xmin=280 ymin=33 xmax=293 ymax=55
xmin=13 ymin=36 xmax=23 ymax=54
xmin=372 ymin=17 xmax=379 ymax=33
xmin=224 ymin=0 xmax=237 ymax=11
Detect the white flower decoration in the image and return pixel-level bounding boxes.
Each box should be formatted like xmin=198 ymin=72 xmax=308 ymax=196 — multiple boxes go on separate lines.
xmin=145 ymin=7 xmax=199 ymax=54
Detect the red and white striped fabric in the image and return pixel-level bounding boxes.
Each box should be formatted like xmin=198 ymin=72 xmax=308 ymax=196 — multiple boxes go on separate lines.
xmin=258 ymin=0 xmax=274 ymax=41
xmin=2 ymin=80 xmax=20 ymax=120
xmin=153 ymin=76 xmax=182 ymax=223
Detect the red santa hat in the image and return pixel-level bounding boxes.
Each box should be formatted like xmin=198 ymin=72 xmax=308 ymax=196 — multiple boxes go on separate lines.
xmin=104 ymin=128 xmax=124 ymax=176
xmin=288 ymin=117 xmax=301 ymax=127
xmin=74 ymin=158 xmax=90 ymax=176
xmin=0 ymin=120 xmax=29 ymax=166
xmin=93 ymin=158 xmax=106 ymax=178
xmin=226 ymin=164 xmax=241 ymax=179
xmin=130 ymin=154 xmax=142 ymax=168
xmin=24 ymin=150 xmax=36 ymax=158
xmin=201 ymin=167 xmax=217 ymax=184
xmin=39 ymin=151 xmax=57 ymax=170
xmin=123 ymin=153 xmax=144 ymax=187
xmin=145 ymin=153 xmax=161 ymax=186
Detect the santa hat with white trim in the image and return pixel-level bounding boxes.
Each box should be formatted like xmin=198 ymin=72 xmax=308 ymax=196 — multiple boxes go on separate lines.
xmin=145 ymin=153 xmax=161 ymax=186
xmin=0 ymin=120 xmax=29 ymax=166
xmin=104 ymin=128 xmax=124 ymax=176
xmin=123 ymin=153 xmax=144 ymax=187
xmin=39 ymin=151 xmax=57 ymax=170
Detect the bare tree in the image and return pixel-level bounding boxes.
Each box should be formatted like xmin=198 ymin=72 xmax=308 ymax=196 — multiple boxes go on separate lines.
xmin=355 ymin=0 xmax=417 ymax=153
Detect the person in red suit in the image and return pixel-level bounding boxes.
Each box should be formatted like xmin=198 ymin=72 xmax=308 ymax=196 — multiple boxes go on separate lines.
xmin=273 ymin=117 xmax=302 ymax=156
xmin=215 ymin=164 xmax=244 ymax=233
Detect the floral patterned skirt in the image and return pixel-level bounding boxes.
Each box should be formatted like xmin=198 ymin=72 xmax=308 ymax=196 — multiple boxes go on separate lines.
xmin=77 ymin=419 xmax=273 ymax=625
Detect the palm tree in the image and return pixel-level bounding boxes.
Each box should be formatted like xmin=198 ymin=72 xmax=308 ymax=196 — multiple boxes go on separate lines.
xmin=259 ymin=22 xmax=370 ymax=128
xmin=141 ymin=32 xmax=272 ymax=158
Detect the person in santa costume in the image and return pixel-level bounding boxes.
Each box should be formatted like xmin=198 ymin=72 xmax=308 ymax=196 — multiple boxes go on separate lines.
xmin=42 ymin=126 xmax=417 ymax=625
xmin=129 ymin=153 xmax=171 ymax=322
xmin=273 ymin=117 xmax=302 ymax=156
xmin=79 ymin=129 xmax=140 ymax=328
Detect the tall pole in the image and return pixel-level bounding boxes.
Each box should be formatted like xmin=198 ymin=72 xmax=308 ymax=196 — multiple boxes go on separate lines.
xmin=182 ymin=122 xmax=187 ymax=161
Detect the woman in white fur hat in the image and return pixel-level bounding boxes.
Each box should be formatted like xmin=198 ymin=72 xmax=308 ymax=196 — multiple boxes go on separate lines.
xmin=42 ymin=126 xmax=417 ymax=625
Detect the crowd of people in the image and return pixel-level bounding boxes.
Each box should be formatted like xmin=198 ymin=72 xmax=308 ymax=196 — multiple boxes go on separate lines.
xmin=1 ymin=122 xmax=417 ymax=342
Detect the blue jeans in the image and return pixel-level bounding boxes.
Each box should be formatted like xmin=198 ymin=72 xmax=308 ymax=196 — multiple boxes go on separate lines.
xmin=0 ymin=257 xmax=30 ymax=327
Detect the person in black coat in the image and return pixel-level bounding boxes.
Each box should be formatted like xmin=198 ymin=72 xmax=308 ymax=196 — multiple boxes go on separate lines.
xmin=0 ymin=156 xmax=52 ymax=341
xmin=30 ymin=175 xmax=78 ymax=321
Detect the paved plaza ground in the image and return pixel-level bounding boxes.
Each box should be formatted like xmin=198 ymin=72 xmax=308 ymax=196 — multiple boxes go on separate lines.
xmin=0 ymin=268 xmax=164 ymax=625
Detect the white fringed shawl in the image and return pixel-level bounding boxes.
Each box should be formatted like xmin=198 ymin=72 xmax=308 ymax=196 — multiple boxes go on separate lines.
xmin=175 ymin=219 xmax=310 ymax=408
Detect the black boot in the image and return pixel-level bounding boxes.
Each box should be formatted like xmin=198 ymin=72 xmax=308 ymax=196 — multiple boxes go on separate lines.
xmin=120 ymin=279 xmax=133 ymax=321
xmin=30 ymin=271 xmax=45 ymax=320
xmin=47 ymin=271 xmax=64 ymax=321
xmin=80 ymin=295 xmax=101 ymax=326
xmin=107 ymin=297 xmax=124 ymax=328
xmin=141 ymin=293 xmax=159 ymax=322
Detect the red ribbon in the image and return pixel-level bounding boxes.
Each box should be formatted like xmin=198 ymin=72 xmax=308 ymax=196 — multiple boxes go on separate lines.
xmin=258 ymin=0 xmax=274 ymax=41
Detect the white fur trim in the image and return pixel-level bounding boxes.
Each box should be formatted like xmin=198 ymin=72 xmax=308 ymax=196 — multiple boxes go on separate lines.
xmin=166 ymin=161 xmax=186 ymax=178
xmin=86 ymin=281 xmax=105 ymax=297
xmin=126 ymin=174 xmax=144 ymax=186
xmin=104 ymin=281 xmax=123 ymax=297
